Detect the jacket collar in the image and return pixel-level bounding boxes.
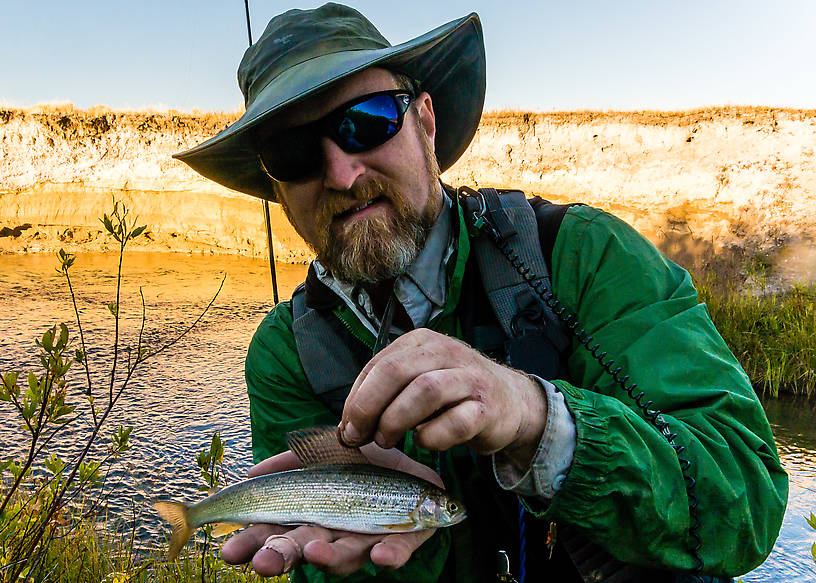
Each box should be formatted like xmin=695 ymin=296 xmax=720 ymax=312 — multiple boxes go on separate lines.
xmin=303 ymin=262 xmax=343 ymax=311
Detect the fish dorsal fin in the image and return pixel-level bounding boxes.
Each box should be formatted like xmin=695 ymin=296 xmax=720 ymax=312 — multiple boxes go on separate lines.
xmin=286 ymin=425 xmax=369 ymax=467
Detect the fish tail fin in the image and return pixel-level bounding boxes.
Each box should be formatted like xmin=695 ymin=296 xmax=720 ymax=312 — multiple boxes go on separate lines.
xmin=154 ymin=501 xmax=194 ymax=560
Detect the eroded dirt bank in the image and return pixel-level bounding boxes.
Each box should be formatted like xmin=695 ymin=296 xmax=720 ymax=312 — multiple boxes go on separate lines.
xmin=0 ymin=107 xmax=308 ymax=261
xmin=2 ymin=105 xmax=815 ymax=271
xmin=446 ymin=107 xmax=816 ymax=273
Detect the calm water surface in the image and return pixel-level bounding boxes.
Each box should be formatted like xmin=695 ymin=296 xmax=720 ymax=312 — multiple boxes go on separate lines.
xmin=0 ymin=252 xmax=813 ymax=581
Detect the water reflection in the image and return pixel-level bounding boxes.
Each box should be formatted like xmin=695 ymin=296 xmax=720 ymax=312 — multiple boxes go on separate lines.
xmin=745 ymin=399 xmax=816 ymax=582
xmin=0 ymin=252 xmax=307 ymax=547
xmin=0 ymin=253 xmax=814 ymax=580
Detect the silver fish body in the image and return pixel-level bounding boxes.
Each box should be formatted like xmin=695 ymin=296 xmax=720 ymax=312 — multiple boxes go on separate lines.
xmin=155 ymin=426 xmax=467 ymax=559
xmin=188 ymin=463 xmax=464 ymax=534
xmin=156 ymin=462 xmax=466 ymax=559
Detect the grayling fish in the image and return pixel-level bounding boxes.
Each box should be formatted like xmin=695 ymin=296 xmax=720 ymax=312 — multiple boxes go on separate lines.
xmin=155 ymin=426 xmax=466 ymax=559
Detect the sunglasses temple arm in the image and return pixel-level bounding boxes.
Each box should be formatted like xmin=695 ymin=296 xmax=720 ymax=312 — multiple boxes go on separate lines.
xmin=372 ymin=294 xmax=396 ymax=355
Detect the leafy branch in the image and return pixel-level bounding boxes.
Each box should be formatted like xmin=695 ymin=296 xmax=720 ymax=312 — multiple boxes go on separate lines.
xmin=1 ymin=200 xmax=223 ymax=582
xmin=196 ymin=432 xmax=225 ymax=583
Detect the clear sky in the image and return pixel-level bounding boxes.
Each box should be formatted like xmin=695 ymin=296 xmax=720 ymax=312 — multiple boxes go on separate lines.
xmin=2 ymin=0 xmax=815 ymax=113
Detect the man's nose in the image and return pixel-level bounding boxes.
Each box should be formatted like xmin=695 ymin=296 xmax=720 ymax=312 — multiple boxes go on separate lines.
xmin=320 ymin=137 xmax=365 ymax=191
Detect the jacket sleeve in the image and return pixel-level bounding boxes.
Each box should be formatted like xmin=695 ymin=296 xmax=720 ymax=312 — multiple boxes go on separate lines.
xmin=537 ymin=206 xmax=787 ymax=576
xmin=245 ymin=301 xmax=336 ymax=464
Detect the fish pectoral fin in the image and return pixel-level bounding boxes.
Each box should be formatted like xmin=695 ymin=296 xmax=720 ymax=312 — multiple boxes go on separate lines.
xmin=211 ymin=522 xmax=244 ymax=537
xmin=377 ymin=521 xmax=418 ymax=532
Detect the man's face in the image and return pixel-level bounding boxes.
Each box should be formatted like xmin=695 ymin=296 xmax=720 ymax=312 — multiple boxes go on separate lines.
xmin=262 ymin=68 xmax=442 ymax=284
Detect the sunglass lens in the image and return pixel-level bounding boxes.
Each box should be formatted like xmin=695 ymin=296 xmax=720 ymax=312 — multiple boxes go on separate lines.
xmin=257 ymin=92 xmax=412 ymax=182
xmin=333 ymin=93 xmax=405 ymax=152
xmin=259 ymin=125 xmax=320 ymax=182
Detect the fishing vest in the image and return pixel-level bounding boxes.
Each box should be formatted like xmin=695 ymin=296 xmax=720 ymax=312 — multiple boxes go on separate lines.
xmin=289 ymin=188 xmax=725 ymax=583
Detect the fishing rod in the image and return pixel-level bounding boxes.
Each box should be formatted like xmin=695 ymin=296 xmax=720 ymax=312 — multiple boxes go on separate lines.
xmin=244 ymin=0 xmax=280 ymax=304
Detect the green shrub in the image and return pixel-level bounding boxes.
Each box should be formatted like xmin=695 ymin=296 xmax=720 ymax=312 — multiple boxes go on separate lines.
xmin=1 ymin=200 xmax=230 ymax=582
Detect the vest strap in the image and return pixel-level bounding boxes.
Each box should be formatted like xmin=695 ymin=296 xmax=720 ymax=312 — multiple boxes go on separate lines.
xmin=458 ymin=187 xmax=571 ymax=379
xmin=292 ymin=286 xmax=359 ymax=414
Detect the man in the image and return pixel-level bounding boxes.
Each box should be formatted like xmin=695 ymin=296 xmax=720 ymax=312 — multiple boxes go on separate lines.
xmin=175 ymin=4 xmax=787 ymax=582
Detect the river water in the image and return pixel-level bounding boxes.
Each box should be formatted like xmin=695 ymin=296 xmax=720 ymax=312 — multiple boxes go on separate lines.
xmin=0 ymin=252 xmax=813 ymax=581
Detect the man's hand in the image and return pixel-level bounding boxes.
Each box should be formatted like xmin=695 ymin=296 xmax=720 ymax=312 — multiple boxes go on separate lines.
xmin=339 ymin=328 xmax=548 ymax=470
xmin=221 ymin=445 xmax=439 ymax=576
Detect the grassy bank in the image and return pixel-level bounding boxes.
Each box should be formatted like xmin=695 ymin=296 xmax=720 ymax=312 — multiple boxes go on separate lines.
xmin=695 ymin=266 xmax=816 ymax=399
xmin=5 ymin=512 xmax=279 ymax=583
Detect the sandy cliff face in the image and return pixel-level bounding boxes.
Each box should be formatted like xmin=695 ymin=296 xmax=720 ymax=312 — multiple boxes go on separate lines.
xmin=0 ymin=107 xmax=308 ymax=261
xmin=2 ymin=106 xmax=815 ymax=270
xmin=447 ymin=108 xmax=816 ymax=269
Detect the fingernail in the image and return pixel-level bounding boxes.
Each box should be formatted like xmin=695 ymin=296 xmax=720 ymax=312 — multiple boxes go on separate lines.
xmin=374 ymin=430 xmax=388 ymax=448
xmin=263 ymin=537 xmax=296 ymax=573
xmin=341 ymin=422 xmax=361 ymax=445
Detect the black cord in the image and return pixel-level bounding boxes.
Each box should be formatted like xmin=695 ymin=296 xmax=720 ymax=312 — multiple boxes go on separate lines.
xmin=485 ymin=226 xmax=705 ymax=578
xmin=242 ymin=1 xmax=279 ymax=304
xmin=243 ymin=0 xmax=253 ymax=45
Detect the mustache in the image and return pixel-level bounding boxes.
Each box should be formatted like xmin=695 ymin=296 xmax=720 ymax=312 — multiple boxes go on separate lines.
xmin=319 ymin=177 xmax=407 ymax=219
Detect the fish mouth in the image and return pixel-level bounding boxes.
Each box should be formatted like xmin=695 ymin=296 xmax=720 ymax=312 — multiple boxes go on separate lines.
xmin=449 ymin=510 xmax=467 ymax=526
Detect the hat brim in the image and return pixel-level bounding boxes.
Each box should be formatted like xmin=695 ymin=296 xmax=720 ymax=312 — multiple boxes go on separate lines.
xmin=174 ymin=13 xmax=485 ymax=201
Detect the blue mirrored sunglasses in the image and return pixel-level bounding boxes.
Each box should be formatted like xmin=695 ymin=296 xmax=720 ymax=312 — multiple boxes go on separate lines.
xmin=257 ymin=90 xmax=415 ymax=182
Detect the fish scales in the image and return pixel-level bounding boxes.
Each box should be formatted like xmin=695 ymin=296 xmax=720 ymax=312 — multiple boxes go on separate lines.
xmin=154 ymin=425 xmax=466 ymax=559
xmin=187 ymin=464 xmax=436 ymax=533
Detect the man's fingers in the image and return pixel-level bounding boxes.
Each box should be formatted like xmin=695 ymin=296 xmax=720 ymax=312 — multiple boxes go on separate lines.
xmin=221 ymin=523 xmax=284 ymax=565
xmin=370 ymin=529 xmax=436 ymax=569
xmin=248 ymin=450 xmax=302 ymax=477
xmin=342 ymin=331 xmax=467 ymax=445
xmin=375 ymin=368 xmax=474 ymax=448
xmin=224 ymin=523 xmax=434 ymax=576
xmin=347 ymin=328 xmax=433 ymax=396
xmin=303 ymin=533 xmax=382 ymax=576
xmin=359 ymin=443 xmax=445 ymax=488
xmin=253 ymin=525 xmax=335 ymax=576
xmin=343 ymin=345 xmax=433 ymax=444
xmin=251 ymin=536 xmax=292 ymax=576
xmin=414 ymin=400 xmax=487 ymax=452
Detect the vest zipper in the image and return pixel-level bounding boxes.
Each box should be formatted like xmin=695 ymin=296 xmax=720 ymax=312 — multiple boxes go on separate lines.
xmin=334 ymin=306 xmax=375 ymax=350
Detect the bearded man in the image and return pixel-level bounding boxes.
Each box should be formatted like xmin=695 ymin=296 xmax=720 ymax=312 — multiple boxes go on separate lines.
xmin=175 ymin=4 xmax=787 ymax=583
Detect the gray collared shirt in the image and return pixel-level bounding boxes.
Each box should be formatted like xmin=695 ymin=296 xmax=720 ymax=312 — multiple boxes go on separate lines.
xmin=314 ymin=188 xmax=454 ymax=336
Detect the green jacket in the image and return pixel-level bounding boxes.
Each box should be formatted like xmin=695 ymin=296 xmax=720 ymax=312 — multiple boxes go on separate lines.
xmin=245 ymin=203 xmax=788 ymax=581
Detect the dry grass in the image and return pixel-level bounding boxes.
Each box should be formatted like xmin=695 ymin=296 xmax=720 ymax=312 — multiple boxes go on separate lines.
xmin=6 ymin=103 xmax=816 ymax=130
xmin=0 ymin=104 xmax=243 ymax=134
xmin=481 ymin=105 xmax=816 ymax=127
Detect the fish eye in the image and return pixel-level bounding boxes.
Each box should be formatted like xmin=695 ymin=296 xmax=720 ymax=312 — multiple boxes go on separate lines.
xmin=447 ymin=501 xmax=459 ymax=513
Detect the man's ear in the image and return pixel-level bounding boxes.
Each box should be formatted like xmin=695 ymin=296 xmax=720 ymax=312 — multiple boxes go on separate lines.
xmin=414 ymin=91 xmax=436 ymax=149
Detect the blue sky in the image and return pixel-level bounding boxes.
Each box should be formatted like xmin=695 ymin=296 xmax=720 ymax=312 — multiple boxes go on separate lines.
xmin=2 ymin=0 xmax=814 ymax=112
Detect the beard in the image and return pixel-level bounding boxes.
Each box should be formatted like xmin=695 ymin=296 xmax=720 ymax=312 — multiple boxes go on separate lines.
xmin=281 ymin=129 xmax=442 ymax=284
